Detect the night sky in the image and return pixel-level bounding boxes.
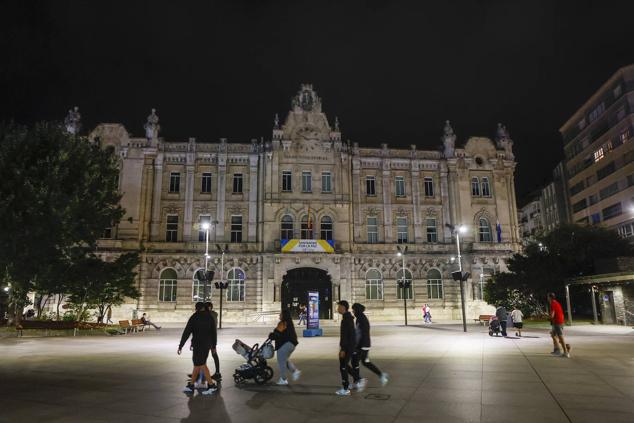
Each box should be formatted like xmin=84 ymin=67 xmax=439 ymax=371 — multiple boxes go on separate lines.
xmin=1 ymin=1 xmax=632 ymax=200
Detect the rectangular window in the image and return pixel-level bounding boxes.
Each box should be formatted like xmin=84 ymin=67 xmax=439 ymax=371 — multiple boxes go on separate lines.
xmin=201 ymin=172 xmax=212 ymax=193
xmin=365 ymin=277 xmax=383 ymax=300
xmin=618 ymin=223 xmax=634 ymax=238
xmin=628 ymin=174 xmax=634 ymax=187
xmin=481 ymin=177 xmax=491 ymax=197
xmin=169 ymin=172 xmax=180 ymax=193
xmin=589 ymin=102 xmax=605 ymax=123
xmin=599 ymin=182 xmax=619 ymax=200
xmin=166 ymin=215 xmax=178 ymax=242
xmin=426 ymin=218 xmax=437 ymax=242
xmin=591 ymin=213 xmax=601 ymax=224
xmin=322 ymin=171 xmax=332 ymax=193
xmin=602 ymin=202 xmax=622 ymax=221
xmin=396 ymin=217 xmax=408 ymax=244
xmin=427 ymin=279 xmax=443 ymax=300
xmin=230 ymin=215 xmax=243 ymax=242
xmin=597 ymin=161 xmax=616 ymax=181
xmin=593 ymin=147 xmax=605 ymax=162
xmin=282 ymin=171 xmax=292 ymax=192
xmin=302 ymin=171 xmax=312 ymax=192
xmin=395 ymin=176 xmax=405 ymax=197
xmin=588 ymin=194 xmax=598 ymax=206
xmin=570 ymin=181 xmax=585 ymax=196
xmin=198 ymin=215 xmax=210 ymax=242
xmin=471 ymin=177 xmax=480 ymax=196
xmin=424 ymin=177 xmax=434 ymax=197
xmin=620 ymin=128 xmax=631 ymax=144
xmin=613 ymin=84 xmax=622 ymax=99
xmin=578 ymin=119 xmax=587 ymax=131
xmin=367 ymin=217 xmax=378 ymax=244
xmin=159 ymin=279 xmax=177 ymax=302
xmin=616 ymin=107 xmax=626 ymax=121
xmin=366 ymin=176 xmax=376 ymax=196
xmin=102 ymin=227 xmax=113 ymax=239
xmin=232 ymin=174 xmax=243 ymax=193
xmin=572 ymin=199 xmax=588 ymax=213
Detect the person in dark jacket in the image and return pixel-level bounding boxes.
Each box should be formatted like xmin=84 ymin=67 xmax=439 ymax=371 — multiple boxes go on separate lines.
xmin=348 ymin=303 xmax=389 ymax=391
xmin=336 ymin=300 xmax=358 ymax=396
xmin=495 ymin=305 xmax=508 ymax=337
xmin=178 ymin=302 xmax=218 ymax=395
xmin=269 ymin=309 xmax=301 ymax=385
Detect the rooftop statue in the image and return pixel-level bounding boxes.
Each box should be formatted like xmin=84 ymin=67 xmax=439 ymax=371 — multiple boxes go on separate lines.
xmin=144 ymin=108 xmax=160 ymax=140
xmin=442 ymin=120 xmax=456 ymax=158
xmin=495 ymin=123 xmax=514 ymax=160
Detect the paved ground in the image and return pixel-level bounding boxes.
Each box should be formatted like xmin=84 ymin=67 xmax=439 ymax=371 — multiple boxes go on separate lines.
xmin=1 ymin=323 xmax=633 ymax=423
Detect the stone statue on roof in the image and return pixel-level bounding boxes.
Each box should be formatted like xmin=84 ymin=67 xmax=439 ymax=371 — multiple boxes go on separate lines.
xmin=144 ymin=108 xmax=160 ymax=140
xmin=495 ymin=123 xmax=514 ymax=160
xmin=64 ymin=106 xmax=81 ymax=135
xmin=442 ymin=120 xmax=456 ymax=158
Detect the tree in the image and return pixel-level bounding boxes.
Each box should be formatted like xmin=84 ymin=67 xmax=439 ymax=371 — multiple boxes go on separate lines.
xmin=93 ymin=253 xmax=141 ymax=323
xmin=0 ymin=122 xmax=124 ymax=323
xmin=485 ymin=224 xmax=633 ymax=316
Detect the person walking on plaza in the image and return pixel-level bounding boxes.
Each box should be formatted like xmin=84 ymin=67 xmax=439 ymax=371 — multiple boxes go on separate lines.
xmin=548 ymin=293 xmax=571 ymax=358
xmin=511 ymin=307 xmax=524 ymax=337
xmin=297 ymin=304 xmax=307 ymax=326
xmin=422 ymin=303 xmax=432 ymax=324
xmin=336 ymin=300 xmax=357 ymax=396
xmin=495 ymin=304 xmax=508 ymax=337
xmin=270 ymin=309 xmax=301 ymax=385
xmin=178 ymin=302 xmax=218 ymax=395
xmin=348 ymin=303 xmax=389 ymax=392
xmin=106 ymin=305 xmax=113 ymax=324
xmin=205 ymin=302 xmax=222 ymax=380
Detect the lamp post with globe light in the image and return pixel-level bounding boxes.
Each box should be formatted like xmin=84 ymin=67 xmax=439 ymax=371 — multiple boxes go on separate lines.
xmin=396 ymin=245 xmax=409 ymax=326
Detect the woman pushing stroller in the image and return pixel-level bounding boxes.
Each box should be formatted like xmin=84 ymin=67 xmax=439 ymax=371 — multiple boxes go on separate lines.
xmin=269 ymin=309 xmax=301 ymax=385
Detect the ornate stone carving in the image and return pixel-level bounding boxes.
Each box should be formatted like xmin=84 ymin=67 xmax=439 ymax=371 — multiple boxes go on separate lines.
xmin=442 ymin=120 xmax=456 ymax=158
xmin=425 ymin=207 xmax=438 ymax=217
xmin=64 ymin=106 xmax=81 ymax=135
xmin=495 ymin=123 xmax=514 ymax=160
xmin=292 ymin=84 xmax=322 ymax=113
xmin=365 ymin=207 xmax=379 ymax=217
xmin=144 ymin=108 xmax=160 ymax=140
xmin=396 ymin=207 xmax=408 ymax=217
xmin=164 ymin=204 xmax=179 ymax=214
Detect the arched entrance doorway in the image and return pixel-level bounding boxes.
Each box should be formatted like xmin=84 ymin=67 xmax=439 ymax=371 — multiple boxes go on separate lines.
xmin=281 ymin=268 xmax=332 ymax=319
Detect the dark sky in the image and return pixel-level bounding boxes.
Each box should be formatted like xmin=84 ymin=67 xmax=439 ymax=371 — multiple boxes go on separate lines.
xmin=1 ymin=1 xmax=632 ymax=200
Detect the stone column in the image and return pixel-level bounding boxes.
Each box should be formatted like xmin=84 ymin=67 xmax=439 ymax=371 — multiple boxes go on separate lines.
xmin=440 ymin=162 xmax=452 ymax=241
xmin=382 ymin=159 xmax=392 ymax=242
xmin=183 ymin=165 xmax=195 ymax=242
xmin=411 ymin=161 xmax=422 ymax=242
xmin=150 ymin=153 xmax=164 ymax=240
xmin=248 ymin=154 xmax=258 ymax=242
xmin=216 ymin=151 xmax=227 ymax=241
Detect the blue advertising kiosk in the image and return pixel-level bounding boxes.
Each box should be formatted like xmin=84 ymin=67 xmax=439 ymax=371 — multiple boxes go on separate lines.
xmin=303 ymin=291 xmax=323 ymax=337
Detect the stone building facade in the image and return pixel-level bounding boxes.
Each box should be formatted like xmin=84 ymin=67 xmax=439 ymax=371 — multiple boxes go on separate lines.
xmin=92 ymin=85 xmax=521 ymax=322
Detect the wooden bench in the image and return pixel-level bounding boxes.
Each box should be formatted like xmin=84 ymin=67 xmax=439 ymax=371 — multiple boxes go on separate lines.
xmin=475 ymin=315 xmax=494 ymax=325
xmin=131 ymin=319 xmax=147 ymax=332
xmin=119 ymin=320 xmax=135 ymax=334
xmin=16 ymin=320 xmax=77 ymax=337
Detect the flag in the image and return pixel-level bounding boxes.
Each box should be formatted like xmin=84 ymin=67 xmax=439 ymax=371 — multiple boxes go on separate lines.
xmin=496 ymin=220 xmax=502 ymax=243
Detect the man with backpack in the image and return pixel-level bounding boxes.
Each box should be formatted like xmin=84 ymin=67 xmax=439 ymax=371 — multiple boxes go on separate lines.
xmin=348 ymin=303 xmax=389 ymax=392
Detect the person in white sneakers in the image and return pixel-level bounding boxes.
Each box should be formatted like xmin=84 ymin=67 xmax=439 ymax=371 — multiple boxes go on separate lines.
xmin=348 ymin=303 xmax=389 ymax=392
xmin=269 ymin=309 xmax=301 ymax=385
xmin=336 ymin=300 xmax=357 ymax=396
xmin=548 ymin=292 xmax=571 ymax=358
xmin=510 ymin=307 xmax=524 ymax=337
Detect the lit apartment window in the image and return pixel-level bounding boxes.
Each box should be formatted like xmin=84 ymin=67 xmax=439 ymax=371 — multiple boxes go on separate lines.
xmin=395 ymin=176 xmax=405 ymax=197
xmin=593 ymin=147 xmax=605 ymax=162
xmin=322 ymin=171 xmax=332 ymax=193
xmin=302 ymin=171 xmax=312 ymax=192
xmin=233 ymin=174 xmax=243 ymax=193
xmin=481 ymin=177 xmax=491 ymax=197
xmin=169 ymin=172 xmax=181 ymax=193
xmin=201 ymin=172 xmax=212 ymax=193
xmin=230 ymin=215 xmax=243 ymax=242
xmin=424 ymin=177 xmax=434 ymax=197
xmin=620 ymin=128 xmax=631 ymax=145
xmin=426 ymin=218 xmax=437 ymax=242
xmin=282 ymin=171 xmax=292 ymax=192
xmin=166 ymin=215 xmax=178 ymax=242
xmin=367 ymin=217 xmax=378 ymax=243
xmin=366 ymin=176 xmax=376 ymax=196
xmin=396 ymin=217 xmax=408 ymax=244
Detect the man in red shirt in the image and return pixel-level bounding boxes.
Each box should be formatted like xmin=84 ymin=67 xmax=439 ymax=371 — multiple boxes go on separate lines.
xmin=548 ymin=292 xmax=571 ymax=358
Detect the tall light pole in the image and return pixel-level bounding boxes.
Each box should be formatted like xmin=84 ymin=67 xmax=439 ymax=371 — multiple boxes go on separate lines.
xmin=215 ymin=244 xmax=229 ymax=329
xmin=396 ymin=245 xmax=409 ymax=326
xmin=201 ymin=221 xmax=211 ymax=301
xmin=446 ymin=223 xmax=469 ymax=332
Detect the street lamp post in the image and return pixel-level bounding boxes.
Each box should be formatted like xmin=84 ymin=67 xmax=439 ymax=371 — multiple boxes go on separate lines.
xmin=214 ymin=244 xmax=229 ymax=329
xmin=201 ymin=222 xmax=211 ymax=301
xmin=446 ymin=223 xmax=469 ymax=333
xmin=396 ymin=245 xmax=409 ymax=326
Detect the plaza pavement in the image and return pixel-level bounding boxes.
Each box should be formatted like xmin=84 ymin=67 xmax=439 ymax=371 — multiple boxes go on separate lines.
xmin=1 ymin=323 xmax=633 ymax=423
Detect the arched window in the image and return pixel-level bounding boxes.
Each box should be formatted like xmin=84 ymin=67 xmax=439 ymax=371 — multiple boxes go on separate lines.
xmin=320 ymin=216 xmax=333 ymax=241
xmin=478 ymin=217 xmax=492 ymax=242
xmin=159 ymin=268 xmax=177 ymax=302
xmin=365 ymin=269 xmax=383 ymax=300
xmin=281 ymin=215 xmax=294 ymax=240
xmin=227 ymin=268 xmax=245 ymax=302
xmin=396 ymin=269 xmax=413 ymax=300
xmin=192 ymin=269 xmax=205 ymax=302
xmin=426 ymin=269 xmax=443 ymax=299
xmin=481 ymin=177 xmax=491 ymax=197
xmin=301 ymin=215 xmax=313 ymax=239
xmin=471 ymin=177 xmax=480 ymax=196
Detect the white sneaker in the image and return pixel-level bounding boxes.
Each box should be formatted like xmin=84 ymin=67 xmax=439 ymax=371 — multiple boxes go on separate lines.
xmin=380 ymin=373 xmax=389 ymax=386
xmin=276 ymin=378 xmax=289 ymax=385
xmin=292 ymin=369 xmax=301 ymax=381
xmin=356 ymin=378 xmax=367 ymax=392
xmin=201 ymin=385 xmax=218 ymax=395
xmin=182 ymin=384 xmax=194 ymax=393
xmin=335 ymin=388 xmax=351 ymax=396
xmin=562 ymin=352 xmax=570 ymax=358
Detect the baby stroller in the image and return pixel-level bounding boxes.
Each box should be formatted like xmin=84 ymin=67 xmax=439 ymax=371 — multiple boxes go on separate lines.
xmin=232 ymin=338 xmax=275 ymax=385
xmin=488 ymin=316 xmax=501 ymax=336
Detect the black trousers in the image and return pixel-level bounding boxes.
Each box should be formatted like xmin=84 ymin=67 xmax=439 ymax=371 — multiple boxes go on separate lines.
xmin=211 ymin=349 xmax=220 ymax=373
xmin=500 ymin=321 xmax=507 ymax=337
xmin=348 ymin=348 xmax=383 ymax=382
xmin=339 ymin=351 xmax=357 ymax=389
